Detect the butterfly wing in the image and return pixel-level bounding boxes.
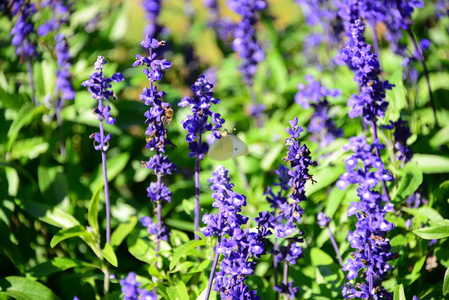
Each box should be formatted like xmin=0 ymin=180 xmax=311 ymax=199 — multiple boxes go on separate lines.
xmin=208 ymin=136 xmax=234 ymax=161
xmin=228 ymin=134 xmax=249 ymax=157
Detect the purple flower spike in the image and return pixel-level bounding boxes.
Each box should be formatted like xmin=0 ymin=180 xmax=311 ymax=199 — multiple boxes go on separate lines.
xmin=203 ymin=165 xmax=271 ymax=299
xmin=133 ymin=37 xmax=177 ymax=251
xmin=179 ymin=75 xmax=224 ymax=159
xmin=264 ymin=118 xmax=316 ymax=298
xmin=383 ymin=118 xmax=413 ymax=164
xmin=337 ymin=136 xmax=395 ymax=299
xmin=317 ymin=212 xmax=330 ymax=227
xmin=142 ymin=0 xmax=162 ymax=39
xmin=295 ymin=75 xmax=343 ymax=148
xmin=83 ymin=55 xmax=123 ymax=255
xmin=120 ymin=272 xmax=157 ymax=300
xmin=227 ymin=0 xmax=265 ymax=85
xmin=336 ymin=16 xmax=393 ymax=122
xmin=10 ymin=0 xmax=38 ymax=60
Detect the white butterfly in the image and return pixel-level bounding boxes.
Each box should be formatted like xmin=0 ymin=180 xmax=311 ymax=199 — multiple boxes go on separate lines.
xmin=208 ymin=130 xmax=249 ymax=161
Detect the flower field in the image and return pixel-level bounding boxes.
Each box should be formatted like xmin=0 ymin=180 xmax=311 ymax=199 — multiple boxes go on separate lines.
xmin=1 ymin=0 xmax=449 ymax=299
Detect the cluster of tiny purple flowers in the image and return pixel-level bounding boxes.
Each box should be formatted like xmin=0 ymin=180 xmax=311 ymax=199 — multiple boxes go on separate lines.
xmin=37 ymin=0 xmax=71 ymax=37
xmin=295 ymin=75 xmax=343 ymax=148
xmin=179 ymin=75 xmax=224 ymax=159
xmin=142 ymin=0 xmax=162 ymax=39
xmin=336 ymin=13 xmax=393 ymax=122
xmin=202 ymin=165 xmax=273 ymax=299
xmin=337 ymin=136 xmax=395 ymax=299
xmin=264 ymin=117 xmax=316 ymax=299
xmin=38 ymin=0 xmax=74 ymax=112
xmin=133 ymin=37 xmax=177 ymax=243
xmin=295 ymin=0 xmax=344 ymax=69
xmin=82 ymin=55 xmax=124 ymax=248
xmin=82 ymin=56 xmax=124 ymax=152
xmin=383 ymin=118 xmax=413 ymax=164
xmin=120 ymin=272 xmax=156 ymax=300
xmin=226 ymin=0 xmax=266 ymax=86
xmin=204 ymin=0 xmax=235 ymax=41
xmin=9 ymin=0 xmax=38 ymax=60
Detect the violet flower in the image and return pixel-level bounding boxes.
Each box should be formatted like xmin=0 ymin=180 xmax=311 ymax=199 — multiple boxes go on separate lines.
xmin=295 ymin=75 xmax=343 ymax=148
xmin=265 ymin=117 xmax=316 ymax=299
xmin=9 ymin=0 xmax=38 ymax=105
xmin=82 ymin=55 xmax=123 ymax=295
xmin=295 ymin=0 xmax=344 ymax=69
xmin=383 ymin=118 xmax=413 ymax=164
xmin=179 ymin=75 xmax=224 ymax=241
xmin=227 ymin=0 xmax=265 ymax=86
xmin=336 ymin=17 xmax=393 ymax=122
xmin=37 ymin=1 xmax=74 ymax=157
xmin=82 ymin=56 xmax=124 ymax=245
xmin=202 ymin=165 xmax=273 ymax=300
xmin=204 ymin=0 xmax=235 ymax=41
xmin=37 ymin=0 xmax=71 ymax=36
xmin=120 ymin=272 xmax=157 ymax=300
xmin=337 ymin=136 xmax=395 ymax=299
xmin=10 ymin=0 xmax=38 ymax=60
xmin=133 ymin=37 xmax=177 ymax=249
xmin=142 ymin=0 xmax=162 ymax=39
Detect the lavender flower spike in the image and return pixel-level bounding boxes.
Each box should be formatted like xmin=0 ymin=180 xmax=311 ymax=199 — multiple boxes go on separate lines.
xmin=142 ymin=0 xmax=162 ymax=38
xmin=82 ymin=56 xmax=123 ymax=245
xmin=133 ymin=37 xmax=177 ymax=252
xmin=82 ymin=55 xmax=123 ymax=294
xmin=179 ymin=75 xmax=224 ymax=241
xmin=227 ymin=0 xmax=266 ymax=86
xmin=120 ymin=272 xmax=156 ymax=300
xmin=295 ymin=75 xmax=343 ymax=148
xmin=9 ymin=0 xmax=38 ymax=105
xmin=202 ymin=165 xmax=272 ymax=300
xmin=337 ymin=136 xmax=395 ymax=299
xmin=268 ymin=117 xmax=316 ymax=298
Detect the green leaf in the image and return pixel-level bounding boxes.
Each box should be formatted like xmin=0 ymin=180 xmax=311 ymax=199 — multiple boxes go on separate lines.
xmin=110 ymin=216 xmax=138 ymax=248
xmin=412 ymin=154 xmax=449 ymax=174
xmin=88 ymin=186 xmax=102 ymax=235
xmin=434 ymin=180 xmax=449 ymax=203
xmin=444 ymin=268 xmax=449 ymax=296
xmin=324 ymin=187 xmax=346 ymax=219
xmin=167 ymin=282 xmax=189 ymax=300
xmin=393 ymin=284 xmax=406 ymax=300
xmin=9 ymin=137 xmax=49 ymax=160
xmin=402 ymin=206 xmax=443 ymax=221
xmin=37 ymin=166 xmax=68 ymax=204
xmin=169 ymin=240 xmax=205 ymax=270
xmin=413 ymin=225 xmax=449 ymax=240
xmin=7 ymin=104 xmax=44 ymax=152
xmin=263 ymin=17 xmax=288 ymax=93
xmin=0 ymin=276 xmax=61 ymax=300
xmin=310 ymin=248 xmax=334 ymax=266
xmin=260 ymin=144 xmax=284 ymax=171
xmin=148 ymin=263 xmax=164 ymax=279
xmin=28 ymin=257 xmax=99 ymax=278
xmin=127 ymin=234 xmax=157 ymax=264
xmin=50 ymin=225 xmax=91 ymax=247
xmin=392 ymin=163 xmax=423 ymax=204
xmin=101 ymin=243 xmax=118 ymax=267
xmin=20 ymin=200 xmax=80 ymax=230
xmin=430 ymin=125 xmax=449 ymax=148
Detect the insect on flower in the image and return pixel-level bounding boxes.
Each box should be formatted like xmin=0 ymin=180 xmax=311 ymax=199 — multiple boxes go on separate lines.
xmin=208 ymin=129 xmax=249 ymax=161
